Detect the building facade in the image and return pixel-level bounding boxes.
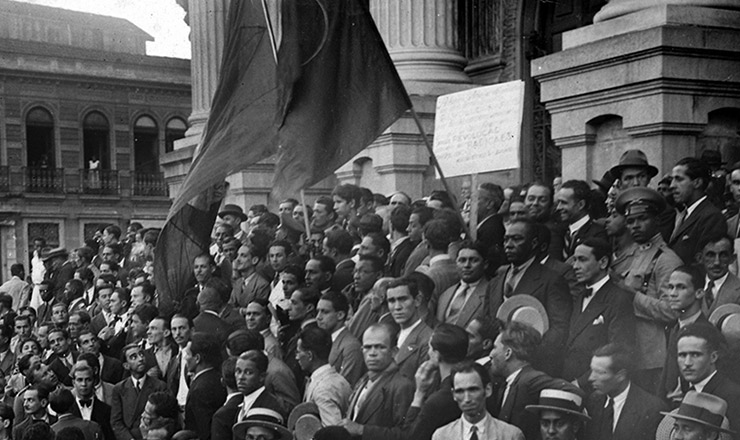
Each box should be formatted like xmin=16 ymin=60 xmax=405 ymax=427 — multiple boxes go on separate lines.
xmin=0 ymin=0 xmax=191 ymax=280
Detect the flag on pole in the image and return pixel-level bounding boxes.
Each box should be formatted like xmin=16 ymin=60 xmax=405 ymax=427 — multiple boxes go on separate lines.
xmin=271 ymin=0 xmax=412 ymax=200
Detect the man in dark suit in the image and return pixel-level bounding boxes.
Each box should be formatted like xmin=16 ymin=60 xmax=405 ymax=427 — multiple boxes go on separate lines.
xmin=46 ymin=328 xmax=77 ymax=387
xmin=111 ymin=343 xmax=168 ymax=440
xmin=42 ymin=247 xmax=75 ymax=303
xmin=0 ymin=324 xmax=15 ymax=379
xmin=184 ymin=332 xmax=226 ymax=440
xmin=525 ymin=182 xmax=566 ymax=262
xmin=323 ymin=229 xmax=355 ymax=293
xmin=564 ymin=239 xmax=636 ymax=383
xmin=488 ymin=220 xmax=573 ymax=375
xmin=70 ymin=363 xmax=114 ymax=440
xmin=78 ymin=330 xmax=124 ymax=385
xmin=476 ymin=182 xmax=506 ymax=275
xmin=698 ymin=234 xmax=740 ymax=314
xmin=338 ymin=323 xmax=414 ymax=439
xmin=13 ymin=383 xmax=58 ymax=440
xmin=669 ymin=157 xmax=727 ymax=265
xmin=193 ymin=279 xmax=231 ymax=346
xmin=317 ymin=292 xmax=365 ymax=388
xmin=402 ymin=207 xmax=434 ymax=276
xmin=555 ymin=180 xmax=607 ymax=261
xmin=421 ymin=220 xmax=460 ymax=311
xmin=585 ymin=343 xmax=667 ymax=440
xmin=210 ymin=357 xmax=242 ymax=440
xmin=50 ymin=388 xmax=103 ymax=440
xmin=386 ymin=277 xmax=434 ymax=380
xmin=488 ymin=321 xmax=581 ymax=440
xmin=676 ymin=323 xmax=740 ymax=437
xmin=387 ymin=205 xmax=414 ymax=277
xmin=436 ymin=242 xmax=490 ymax=329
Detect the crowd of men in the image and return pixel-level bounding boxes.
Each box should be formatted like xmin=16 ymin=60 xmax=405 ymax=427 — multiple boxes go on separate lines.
xmin=1 ymin=148 xmax=740 ymax=440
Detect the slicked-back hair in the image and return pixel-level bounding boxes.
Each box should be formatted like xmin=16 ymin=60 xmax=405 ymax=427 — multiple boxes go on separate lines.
xmin=560 ymin=180 xmax=592 ymax=210
xmin=49 ymin=388 xmax=75 ymax=414
xmin=332 ymin=184 xmax=362 ymax=207
xmin=578 ymin=237 xmax=612 ymax=266
xmin=390 ymin=205 xmax=411 ymax=233
xmin=10 ymin=264 xmax=24 ymax=277
xmin=451 ymin=361 xmax=492 ymax=388
xmin=431 ymin=324 xmax=468 ymax=364
xmin=357 ymin=255 xmax=384 ymax=273
xmin=189 ymin=332 xmax=222 ymax=367
xmin=324 ymin=229 xmax=354 ymax=256
xmin=592 ymin=343 xmax=634 ymax=376
xmin=365 ymin=232 xmax=390 ymax=257
xmin=315 ymin=196 xmax=336 ymax=215
xmin=215 ymin=223 xmax=235 ymax=236
xmin=386 ymin=276 xmax=420 ymax=299
xmin=500 ymin=321 xmax=542 ymax=363
xmin=281 ymin=264 xmax=306 ymax=284
xmin=269 ymin=240 xmax=293 ymax=256
xmin=677 ymin=322 xmax=725 ymax=354
xmin=221 ymin=356 xmax=238 ymax=390
xmin=295 ymin=286 xmax=321 ymax=310
xmin=113 ymin=287 xmax=130 ymax=306
xmin=226 ymin=329 xmax=264 ymax=355
xmin=148 ymin=391 xmax=179 ymax=419
xmin=423 ymin=219 xmax=453 ymax=252
xmin=320 ymin=291 xmax=349 ymax=315
xmin=411 ymin=206 xmax=435 ymax=227
xmin=698 ymin=232 xmax=734 ymax=255
xmin=457 ymin=240 xmax=487 ymax=259
xmin=471 ymin=317 xmax=503 ymax=345
xmin=238 ymin=349 xmax=269 ymax=374
xmin=104 ymin=224 xmax=122 ymax=240
xmin=676 ymin=157 xmax=711 ymax=190
xmin=312 ymin=255 xmax=336 ymax=274
xmin=672 ymin=265 xmax=704 ymax=293
xmin=132 ymin=303 xmax=159 ymax=325
xmin=299 ymin=326 xmax=332 ymax=361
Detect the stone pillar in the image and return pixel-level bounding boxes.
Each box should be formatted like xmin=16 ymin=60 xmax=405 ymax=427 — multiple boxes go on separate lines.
xmin=532 ymin=3 xmax=740 ymax=183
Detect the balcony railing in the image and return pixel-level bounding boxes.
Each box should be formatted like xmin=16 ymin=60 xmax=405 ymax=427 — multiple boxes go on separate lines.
xmin=24 ymin=167 xmax=64 ymax=193
xmin=133 ymin=171 xmax=168 ymax=197
xmin=80 ymin=169 xmax=119 ymax=195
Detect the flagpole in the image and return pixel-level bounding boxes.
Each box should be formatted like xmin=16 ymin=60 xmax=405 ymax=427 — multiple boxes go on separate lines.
xmin=261 ymin=0 xmax=278 ymax=63
xmin=409 ymin=107 xmax=472 ymax=239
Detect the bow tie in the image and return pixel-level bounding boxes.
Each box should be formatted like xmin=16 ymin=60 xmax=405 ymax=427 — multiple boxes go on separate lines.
xmin=583 ymin=288 xmax=594 ymax=299
xmin=80 ymin=399 xmax=92 ymax=408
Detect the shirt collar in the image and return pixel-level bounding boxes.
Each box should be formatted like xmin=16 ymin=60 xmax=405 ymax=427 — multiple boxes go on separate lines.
xmin=706 ymin=273 xmax=729 ymax=292
xmin=461 ymin=412 xmax=489 ymax=437
xmin=679 ymin=310 xmax=703 ymax=328
xmin=506 ymin=367 xmax=523 ymax=386
xmin=685 ymin=196 xmax=707 ymax=218
xmin=569 ymin=215 xmax=590 ymax=234
xmin=331 ymin=326 xmax=345 ymax=342
xmin=510 ymin=256 xmax=536 ymax=274
xmin=611 ymin=382 xmax=630 ymax=406
xmin=587 ymin=275 xmax=610 ymax=293
xmin=693 ymin=370 xmax=717 ymax=392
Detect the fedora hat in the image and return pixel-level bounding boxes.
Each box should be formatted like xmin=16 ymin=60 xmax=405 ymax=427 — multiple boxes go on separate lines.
xmin=288 ymin=402 xmax=321 ymax=440
xmin=593 ymin=170 xmax=616 ymax=194
xmin=218 ymin=204 xmax=247 ymax=222
xmin=660 ymin=391 xmax=736 ymax=435
xmin=496 ymin=295 xmax=549 ymax=336
xmin=41 ymin=247 xmax=68 ymax=263
xmin=700 ymin=150 xmax=726 ymax=167
xmin=609 ymin=149 xmax=659 ymax=179
xmin=232 ymin=407 xmax=291 ymax=440
xmin=526 ymin=389 xmax=590 ymax=420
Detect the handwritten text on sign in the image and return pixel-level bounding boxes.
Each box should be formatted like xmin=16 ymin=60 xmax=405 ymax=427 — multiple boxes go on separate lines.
xmin=433 ymin=80 xmax=524 ymax=178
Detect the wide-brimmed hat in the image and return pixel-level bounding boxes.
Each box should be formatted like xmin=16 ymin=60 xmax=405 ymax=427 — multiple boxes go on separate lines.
xmin=660 ymin=391 xmax=736 ymax=435
xmin=709 ymin=304 xmax=740 ymax=347
xmin=526 ymin=389 xmax=590 ymax=420
xmin=218 ymin=204 xmax=247 ymax=221
xmin=700 ymin=150 xmax=726 ymax=168
xmin=610 ymin=149 xmax=659 ymax=179
xmin=41 ymin=247 xmax=68 ymax=263
xmin=593 ymin=170 xmax=616 ymax=194
xmin=287 ymin=402 xmax=321 ymax=440
xmin=232 ymin=407 xmax=291 ymax=440
xmin=496 ymin=295 xmax=549 ymax=336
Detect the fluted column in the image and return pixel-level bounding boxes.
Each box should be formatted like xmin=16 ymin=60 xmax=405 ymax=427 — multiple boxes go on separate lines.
xmin=371 ymin=0 xmax=469 ymax=84
xmin=594 ymin=0 xmax=740 ymax=22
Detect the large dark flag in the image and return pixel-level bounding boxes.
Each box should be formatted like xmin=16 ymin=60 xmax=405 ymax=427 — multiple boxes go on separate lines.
xmin=271 ymin=0 xmax=412 ymax=199
xmin=155 ymin=0 xmax=277 ymax=311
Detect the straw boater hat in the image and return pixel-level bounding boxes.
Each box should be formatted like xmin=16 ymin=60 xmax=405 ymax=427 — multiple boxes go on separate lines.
xmin=609 ymin=149 xmax=659 ymax=179
xmin=218 ymin=204 xmax=248 ymax=221
xmin=287 ymin=402 xmax=321 ymax=440
xmin=658 ymin=391 xmax=736 ymax=436
xmin=232 ymin=408 xmax=291 ymax=440
xmin=709 ymin=304 xmax=740 ymax=348
xmin=526 ymin=389 xmax=590 ymax=420
xmin=496 ymin=295 xmax=549 ymax=336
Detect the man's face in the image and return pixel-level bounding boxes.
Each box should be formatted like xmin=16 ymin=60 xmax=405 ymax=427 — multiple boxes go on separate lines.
xmin=99 ymin=263 xmax=113 ymax=275
xmin=268 ymin=246 xmax=288 ymax=273
xmin=456 ymin=248 xmax=487 ymax=284
xmin=101 ymin=246 xmax=118 ymax=263
xmin=109 ymin=291 xmax=125 ymax=315
xmin=353 ymin=260 xmax=379 ymax=293
xmin=281 ymin=273 xmax=299 ymax=298
xmin=234 ymin=246 xmax=256 ymax=274
xmin=78 ymin=333 xmax=98 ymax=355
xmin=130 ymin=314 xmax=147 ymax=339
xmin=701 ymin=239 xmax=733 ymax=281
xmin=36 ymin=326 xmax=49 ymax=349
xmin=221 ymin=214 xmax=241 ymax=229
xmin=48 ymin=331 xmax=70 ymax=356
xmin=625 ymin=212 xmax=658 ymax=244
xmin=620 ymin=167 xmax=650 ymax=189
xmin=214 ymin=226 xmax=233 ymax=248
xmin=245 ymin=303 xmax=270 ymax=331
xmin=288 ymin=291 xmax=309 ymax=321
xmin=296 ymin=339 xmax=312 ymax=372
xmin=147 ymin=319 xmax=168 ymax=346
xmin=671 ymin=165 xmax=697 ymax=205
xmin=316 ymin=299 xmax=343 ymax=333
xmin=678 ymin=336 xmax=717 ymax=384
xmin=125 ymin=347 xmax=147 ymax=375
xmin=32 ymin=363 xmax=58 ymax=386
xmin=304 ymin=260 xmax=328 ymax=290
xmin=488 ymin=334 xmax=508 ymax=376
xmin=52 ymin=305 xmax=68 ymax=326
xmin=358 ymin=236 xmax=381 ymax=259
xmin=246 ymin=427 xmax=276 ymax=440
xmin=312 ymin=202 xmax=333 ymax=227
xmin=362 ymin=327 xmax=395 ymax=373
xmin=555 ymin=188 xmax=581 ymax=224
xmin=730 ymin=170 xmax=740 ymax=203
xmin=477 ymin=188 xmax=498 ymax=219
xmin=182 ymin=342 xmax=197 ymax=374
xmin=23 ymin=390 xmax=43 ymax=416
xmin=390 ymin=193 xmax=409 ymax=207
xmin=68 ymin=314 xmax=83 ymax=339
xmin=667 ymin=271 xmax=702 ymax=313
xmin=670 ymin=419 xmax=713 ymax=440
xmin=386 ymin=286 xmax=419 ymax=327
xmin=235 ymin=358 xmax=264 ymax=396
xmin=604 ymin=209 xmax=626 ymax=238
xmin=572 ymin=244 xmax=605 ymax=285
xmin=193 ymin=256 xmax=214 ymax=284
xmin=588 ymin=356 xmax=621 ymax=395
xmin=292 ymin=204 xmax=307 ymax=223
xmin=102 ymin=230 xmax=115 ymax=246
xmin=15 ymin=320 xmax=31 ymax=339
xmin=279 ymin=202 xmax=295 ymax=217
xmin=170 ymin=317 xmax=191 ymax=348
xmin=452 ymin=371 xmax=491 ymax=420
xmin=130 ymin=286 xmax=147 ymax=308
xmin=407 ymin=213 xmax=423 ymax=242
xmin=465 ymin=320 xmax=485 ymax=357
xmin=223 ymin=241 xmax=239 ymax=262
xmin=333 ymin=195 xmax=352 ymax=218
xmin=507 ymin=201 xmax=529 ymax=223
xmin=73 ymin=370 xmax=95 ymax=399
xmin=540 ymin=410 xmax=579 ymax=440
xmin=504 ymin=222 xmax=534 ymax=265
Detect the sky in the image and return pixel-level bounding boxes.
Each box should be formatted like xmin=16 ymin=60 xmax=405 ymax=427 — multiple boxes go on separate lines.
xmin=14 ymin=0 xmax=191 ymax=59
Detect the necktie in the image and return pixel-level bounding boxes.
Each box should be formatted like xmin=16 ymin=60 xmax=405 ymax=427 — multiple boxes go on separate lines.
xmin=470 ymin=426 xmax=479 ymax=440
xmin=79 ymin=399 xmax=92 ymax=408
xmin=563 ymin=231 xmax=572 ymax=259
xmin=135 ymin=379 xmax=141 ymax=392
xmin=504 ymin=267 xmax=520 ymax=298
xmin=446 ymin=284 xmax=469 ymax=322
xmin=600 ymin=397 xmax=614 ymax=440
xmin=671 ymin=209 xmax=687 ymax=241
xmin=705 ymin=280 xmax=715 ymax=309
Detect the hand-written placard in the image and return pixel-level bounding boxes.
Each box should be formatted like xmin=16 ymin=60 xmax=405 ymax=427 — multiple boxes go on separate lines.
xmin=433 ymin=81 xmax=524 ymax=178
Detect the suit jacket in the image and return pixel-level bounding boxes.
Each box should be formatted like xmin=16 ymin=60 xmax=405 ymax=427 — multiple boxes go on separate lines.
xmin=165 ymin=350 xmax=183 ymax=398
xmin=489 ymin=365 xmax=580 ymax=440
xmin=669 ymin=198 xmax=726 ymax=265
xmin=111 ymin=375 xmax=168 ymax=440
xmin=100 ymin=354 xmax=124 ymax=384
xmin=727 ymin=213 xmax=739 ymax=240
xmin=435 ymin=278 xmax=489 ymax=328
xmin=387 ymin=237 xmax=415 ymax=278
xmin=185 ymin=368 xmax=227 ymax=440
xmin=0 ymin=349 xmax=15 ymax=379
xmin=432 ymin=413 xmax=524 ymax=440
xmin=563 ymin=279 xmax=636 ymax=382
xmin=700 ymin=372 xmax=740 ymax=438
xmin=212 ymin=389 xmax=284 ymax=440
xmin=51 ymin=414 xmax=103 ymax=440
xmin=403 ymin=375 xmax=459 ymax=440
xmin=477 ymin=213 xmax=506 ymax=275
xmin=193 ymin=311 xmax=230 ymax=346
xmin=46 ymin=351 xmax=77 ymax=387
xmin=349 ymin=364 xmax=414 ymax=440
xmin=90 ymin=312 xmax=109 ymax=336
xmin=394 ymin=320 xmax=434 ymax=381
xmin=230 ymin=273 xmax=271 ymax=308
xmin=658 ymin=314 xmax=710 ymax=403
xmin=333 ymin=259 xmax=355 ymax=293
xmin=402 ymin=242 xmax=429 ymax=276
xmin=13 ymin=414 xmax=58 ymax=440
xmin=563 ymin=218 xmax=608 ymax=259
xmin=708 ymin=272 xmax=740 ymax=315
xmin=71 ymin=396 xmax=114 ymax=440
xmin=266 ymin=356 xmax=301 ymax=416
xmin=489 ymin=261 xmax=572 ymax=376
xmin=425 ymin=256 xmax=460 ymax=314
xmin=329 ymin=328 xmax=365 ymax=387
xmin=219 ymin=304 xmax=247 ymax=334
xmin=585 ymin=384 xmax=666 ymax=440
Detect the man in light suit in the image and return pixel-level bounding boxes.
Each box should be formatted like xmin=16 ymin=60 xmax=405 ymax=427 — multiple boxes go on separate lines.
xmin=436 ymin=242 xmax=490 ymax=329
xmin=488 ymin=220 xmax=572 ymax=376
xmin=433 ymin=362 xmax=524 ymax=440
xmin=419 ymin=220 xmax=460 ymax=312
xmin=698 ymin=234 xmax=740 ymax=314
xmin=0 ymin=264 xmax=29 ymax=310
xmin=317 ymin=292 xmax=364 ymax=388
xmin=338 ymin=323 xmax=414 ymax=440
xmin=669 ymin=157 xmax=727 ymax=265
xmin=111 ymin=343 xmax=168 ymax=440
xmin=564 ymin=239 xmax=636 ymax=384
xmin=585 ymin=343 xmax=667 ymax=440
xmin=386 ymin=277 xmax=434 ymax=380
xmin=230 ymin=243 xmax=271 ymax=315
